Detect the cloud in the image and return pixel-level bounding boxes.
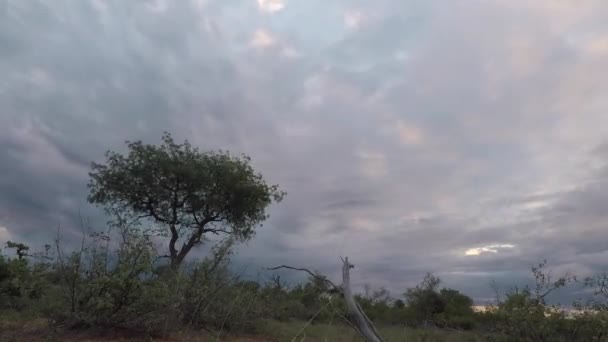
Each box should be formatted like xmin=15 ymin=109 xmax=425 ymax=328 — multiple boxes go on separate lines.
xmin=395 ymin=120 xmax=423 ymax=145
xmin=250 ymin=29 xmax=276 ymax=48
xmin=147 ymin=0 xmax=170 ymax=13
xmin=344 ymin=10 xmax=362 ymax=29
xmin=280 ymin=46 xmax=300 ymax=59
xmin=0 ymin=226 xmax=11 ymax=246
xmin=2 ymin=0 xmax=608 ymax=303
xmin=357 ymin=149 xmax=388 ymax=180
xmin=465 ymin=244 xmax=516 ymax=257
xmin=257 ymin=0 xmax=285 ymax=13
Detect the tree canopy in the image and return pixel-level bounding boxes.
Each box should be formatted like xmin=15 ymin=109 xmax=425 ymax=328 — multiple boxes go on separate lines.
xmin=87 ymin=132 xmax=285 ymax=268
xmin=404 ymin=273 xmax=474 ymax=327
xmin=404 ymin=273 xmax=445 ymax=320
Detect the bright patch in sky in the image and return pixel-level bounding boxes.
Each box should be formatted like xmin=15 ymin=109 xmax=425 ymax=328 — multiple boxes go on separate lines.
xmin=250 ymin=29 xmax=276 ymax=48
xmin=257 ymin=0 xmax=285 ymax=13
xmin=465 ymin=244 xmax=515 ymax=256
xmin=344 ymin=10 xmax=362 ymax=29
xmin=396 ymin=120 xmax=423 ymax=145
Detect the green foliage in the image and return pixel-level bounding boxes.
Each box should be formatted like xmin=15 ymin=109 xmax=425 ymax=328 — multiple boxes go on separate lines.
xmin=441 ymin=288 xmax=474 ymax=316
xmin=44 ymin=228 xmax=163 ymax=330
xmin=3 ymin=238 xmax=608 ymax=341
xmin=168 ymin=239 xmax=270 ymax=333
xmin=477 ymin=260 xmax=608 ymax=341
xmin=402 ymin=273 xmax=475 ymax=329
xmin=405 ymin=273 xmax=444 ymax=321
xmin=0 ymin=243 xmax=49 ymax=311
xmin=87 ymin=132 xmax=284 ymax=268
xmin=5 ymin=241 xmax=30 ymax=259
xmin=583 ymin=272 xmax=608 ymax=310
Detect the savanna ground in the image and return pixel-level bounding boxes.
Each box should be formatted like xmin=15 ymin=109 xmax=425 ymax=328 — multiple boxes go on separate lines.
xmin=0 ymin=317 xmax=495 ymax=342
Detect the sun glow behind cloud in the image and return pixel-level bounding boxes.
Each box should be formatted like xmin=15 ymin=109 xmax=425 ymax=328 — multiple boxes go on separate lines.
xmin=465 ymin=244 xmax=515 ymax=256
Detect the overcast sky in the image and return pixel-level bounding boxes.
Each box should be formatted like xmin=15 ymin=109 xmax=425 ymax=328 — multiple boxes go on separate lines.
xmin=2 ymin=0 xmax=608 ymax=304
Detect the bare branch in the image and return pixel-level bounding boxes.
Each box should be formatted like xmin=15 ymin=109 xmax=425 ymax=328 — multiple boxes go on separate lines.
xmin=268 ymin=258 xmax=384 ymax=342
xmin=201 ymin=227 xmax=232 ymax=235
xmin=266 ymin=265 xmax=340 ymax=291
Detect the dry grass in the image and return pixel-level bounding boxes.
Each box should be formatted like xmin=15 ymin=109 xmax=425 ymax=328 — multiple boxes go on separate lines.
xmin=254 ymin=320 xmax=491 ymax=342
xmin=1 ymin=317 xmax=496 ymax=342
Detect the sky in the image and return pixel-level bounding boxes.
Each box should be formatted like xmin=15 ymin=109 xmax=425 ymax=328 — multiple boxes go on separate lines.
xmin=2 ymin=0 xmax=608 ymax=304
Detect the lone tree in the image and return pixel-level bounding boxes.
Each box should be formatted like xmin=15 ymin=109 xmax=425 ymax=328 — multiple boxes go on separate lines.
xmin=88 ymin=132 xmax=284 ymax=269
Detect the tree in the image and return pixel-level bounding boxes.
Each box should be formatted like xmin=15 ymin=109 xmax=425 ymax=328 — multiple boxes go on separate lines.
xmin=88 ymin=132 xmax=285 ymax=269
xmin=403 ymin=273 xmax=476 ymax=329
xmin=370 ymin=287 xmax=391 ymax=305
xmin=584 ymin=272 xmax=608 ymax=309
xmin=404 ymin=273 xmax=445 ymax=321
xmin=530 ymin=259 xmax=575 ymax=306
xmin=439 ymin=288 xmax=473 ymax=317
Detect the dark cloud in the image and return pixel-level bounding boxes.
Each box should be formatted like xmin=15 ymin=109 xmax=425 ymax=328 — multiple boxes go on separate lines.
xmin=2 ymin=0 xmax=608 ymax=304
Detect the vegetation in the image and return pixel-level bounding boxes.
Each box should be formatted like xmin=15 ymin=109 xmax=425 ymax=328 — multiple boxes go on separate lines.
xmin=88 ymin=132 xmax=284 ymax=269
xmin=2 ymin=133 xmax=608 ymax=341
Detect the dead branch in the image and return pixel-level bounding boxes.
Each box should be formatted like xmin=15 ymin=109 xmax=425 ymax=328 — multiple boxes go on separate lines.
xmin=341 ymin=257 xmax=383 ymax=342
xmin=266 ymin=265 xmax=340 ymax=291
xmin=267 ymin=258 xmax=384 ymax=342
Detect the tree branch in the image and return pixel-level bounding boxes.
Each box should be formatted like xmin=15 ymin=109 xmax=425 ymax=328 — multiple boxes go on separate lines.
xmin=201 ymin=227 xmax=231 ymax=235
xmin=175 ymin=216 xmax=217 ymax=265
xmin=169 ymin=224 xmax=179 ymax=262
xmin=266 ymin=265 xmax=340 ymax=291
xmin=268 ymin=259 xmax=384 ymax=342
xmin=145 ymin=200 xmax=169 ymax=224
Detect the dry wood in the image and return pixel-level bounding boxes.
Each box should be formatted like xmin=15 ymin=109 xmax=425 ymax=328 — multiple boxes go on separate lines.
xmin=267 ymin=257 xmax=385 ymax=342
xmin=341 ymin=257 xmax=383 ymax=342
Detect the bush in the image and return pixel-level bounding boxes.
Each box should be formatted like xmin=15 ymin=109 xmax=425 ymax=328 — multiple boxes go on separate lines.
xmin=0 ymin=244 xmax=52 ymax=312
xmin=402 ymin=273 xmax=475 ymax=329
xmin=5 ymin=230 xmax=608 ymax=342
xmin=42 ymin=228 xmax=166 ymax=331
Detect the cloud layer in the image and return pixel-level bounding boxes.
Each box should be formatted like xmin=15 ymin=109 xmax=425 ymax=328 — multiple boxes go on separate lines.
xmin=2 ymin=0 xmax=608 ymax=303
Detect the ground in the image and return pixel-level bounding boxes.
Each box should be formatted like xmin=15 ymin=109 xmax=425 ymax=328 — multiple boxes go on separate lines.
xmin=0 ymin=318 xmax=493 ymax=341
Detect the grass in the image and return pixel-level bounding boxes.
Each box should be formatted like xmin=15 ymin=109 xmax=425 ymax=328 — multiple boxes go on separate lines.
xmin=0 ymin=314 xmax=501 ymax=342
xmin=255 ymin=320 xmax=496 ymax=342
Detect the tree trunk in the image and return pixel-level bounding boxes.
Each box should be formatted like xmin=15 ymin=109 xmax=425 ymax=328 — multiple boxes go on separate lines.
xmin=341 ymin=257 xmax=384 ymax=342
